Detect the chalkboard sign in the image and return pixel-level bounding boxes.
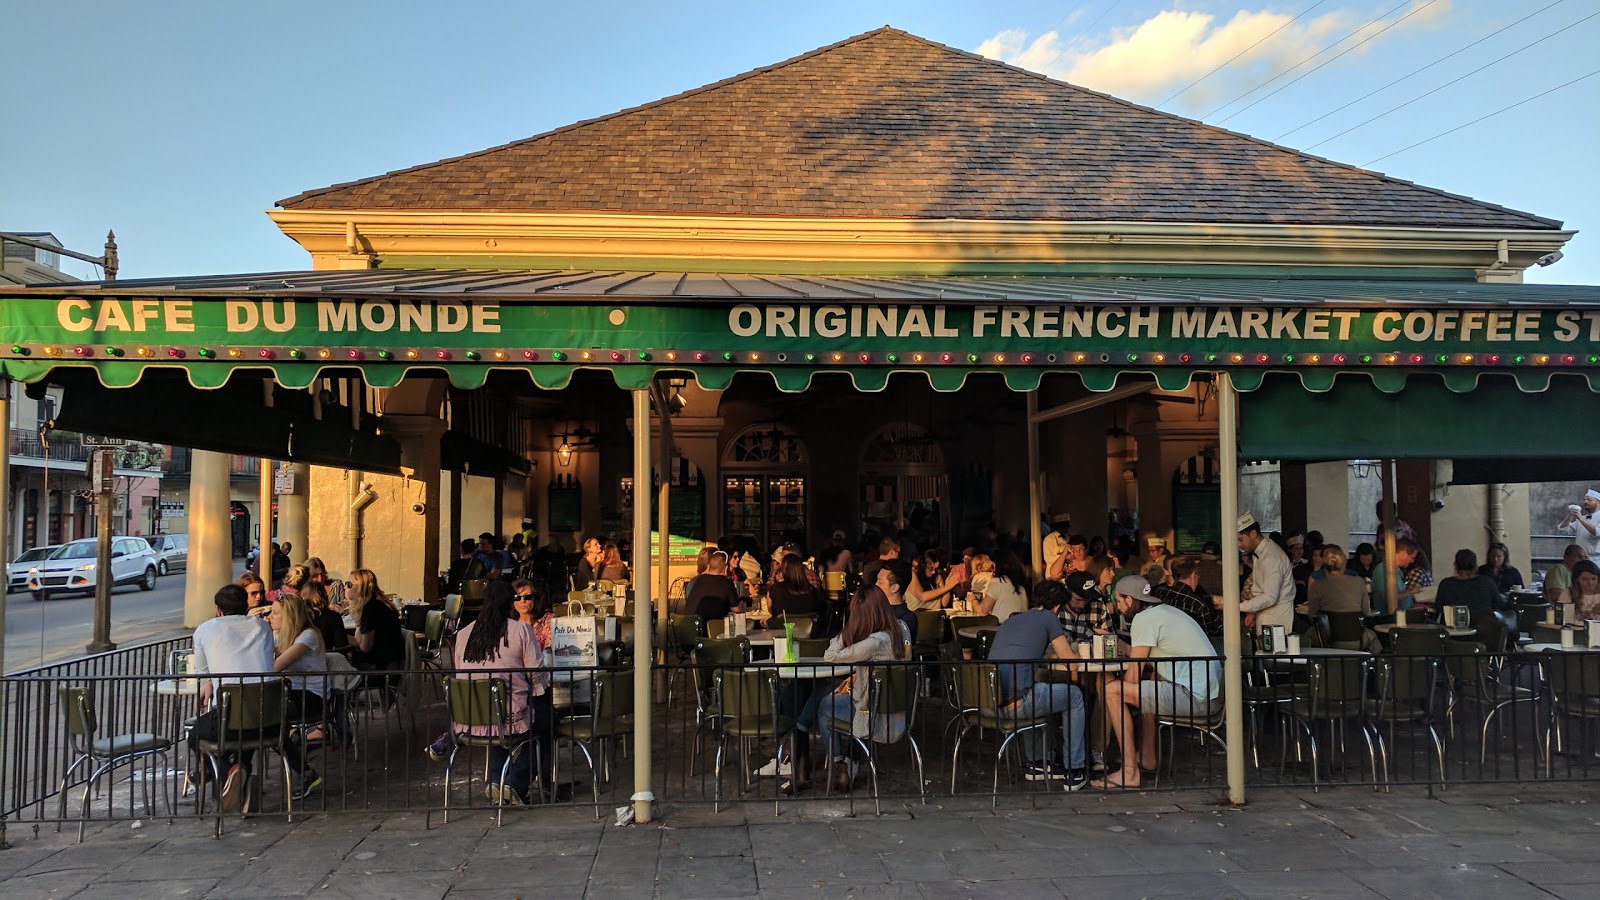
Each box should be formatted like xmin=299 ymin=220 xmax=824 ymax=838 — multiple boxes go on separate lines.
xmin=549 ymin=483 xmax=582 ymax=532
xmin=1173 ymin=485 xmax=1221 ymax=553
xmin=667 ymin=485 xmax=706 ymax=541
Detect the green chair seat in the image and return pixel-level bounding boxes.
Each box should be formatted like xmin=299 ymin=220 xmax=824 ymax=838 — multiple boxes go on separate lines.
xmin=92 ymin=733 xmax=171 ymax=757
xmin=558 ymin=714 xmax=636 ymax=743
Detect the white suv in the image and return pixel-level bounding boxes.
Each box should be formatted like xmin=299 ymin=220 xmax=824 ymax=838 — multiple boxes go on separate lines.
xmin=27 ymin=536 xmax=159 ymax=601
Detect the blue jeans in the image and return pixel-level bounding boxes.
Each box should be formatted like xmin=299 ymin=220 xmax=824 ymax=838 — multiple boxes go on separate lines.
xmin=815 ymin=692 xmax=858 ymax=760
xmin=1003 ymin=682 xmax=1086 ymax=768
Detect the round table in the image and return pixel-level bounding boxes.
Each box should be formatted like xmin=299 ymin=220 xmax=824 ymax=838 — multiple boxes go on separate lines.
xmin=957 ymin=625 xmax=1001 ymax=640
xmin=1373 ymin=623 xmax=1476 ymax=637
xmin=744 ymin=659 xmax=854 ymax=679
xmin=1261 ymin=646 xmax=1369 ymax=670
xmin=739 ymin=629 xmax=779 ymax=646
xmin=1521 ymin=642 xmax=1594 ymax=653
xmin=153 ymin=678 xmax=201 ymax=696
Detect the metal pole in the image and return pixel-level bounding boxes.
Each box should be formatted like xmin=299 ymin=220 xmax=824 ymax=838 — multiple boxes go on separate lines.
xmin=1218 ymin=372 xmax=1245 ymax=806
xmin=630 ymin=389 xmax=655 ymax=824
xmin=1026 ymin=389 xmax=1043 ymax=580
xmin=259 ymin=460 xmax=274 ymax=580
xmin=0 ymin=379 xmax=10 ymax=674
xmin=87 ymin=450 xmax=115 ymax=653
xmin=1382 ymin=460 xmax=1398 ymax=614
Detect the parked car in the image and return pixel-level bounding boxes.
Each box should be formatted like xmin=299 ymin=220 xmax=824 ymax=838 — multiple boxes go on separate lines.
xmin=27 ymin=536 xmax=159 ymax=601
xmin=7 ymin=545 xmax=60 ymax=593
xmin=147 ymin=533 xmax=188 ymax=576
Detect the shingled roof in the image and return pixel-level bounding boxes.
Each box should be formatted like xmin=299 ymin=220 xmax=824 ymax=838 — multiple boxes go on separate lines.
xmin=277 ymin=28 xmax=1559 ymax=230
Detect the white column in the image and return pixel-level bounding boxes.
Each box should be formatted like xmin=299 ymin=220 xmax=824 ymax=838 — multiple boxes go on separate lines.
xmin=259 ymin=459 xmax=274 ymax=580
xmin=1218 ymin=373 xmax=1245 ymax=806
xmin=1026 ymin=390 xmax=1042 ymax=580
xmin=185 ymin=450 xmax=233 ymax=627
xmin=630 ymin=389 xmax=655 ymax=824
xmin=277 ymin=463 xmax=310 ymax=562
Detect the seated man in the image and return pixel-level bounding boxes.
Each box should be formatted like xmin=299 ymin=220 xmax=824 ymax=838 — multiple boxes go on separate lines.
xmin=687 ymin=550 xmax=742 ymax=623
xmin=985 ymin=580 xmax=1089 ymax=790
xmin=1097 ymin=576 xmax=1222 ymax=790
xmin=188 ymin=583 xmax=278 ymax=809
xmin=1151 ymin=556 xmax=1222 ymax=638
xmin=1058 ymin=571 xmax=1114 ymax=644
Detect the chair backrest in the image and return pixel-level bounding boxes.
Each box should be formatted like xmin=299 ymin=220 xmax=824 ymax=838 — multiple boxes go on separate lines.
xmin=867 ymin=665 xmax=921 ymax=732
xmin=1326 ymin=611 xmax=1366 ymax=644
xmin=442 ymin=594 xmax=464 ymax=621
xmin=669 ymin=614 xmax=705 ymax=651
xmin=823 ymin=570 xmax=846 ymax=592
xmin=1518 ymin=604 xmax=1551 ymax=634
xmin=974 ymin=629 xmax=997 ymax=660
xmin=1545 ymin=650 xmax=1600 ymax=701
xmin=779 ymin=613 xmax=816 ymax=640
xmin=588 ymin=671 xmax=635 ymax=737
xmin=462 ymin=579 xmax=488 ymax=603
xmin=597 ymin=640 xmax=628 ymax=668
xmin=1378 ymin=656 xmax=1438 ymax=705
xmin=1392 ymin=626 xmax=1449 ymax=657
xmin=1306 ymin=657 xmax=1369 ymax=712
xmin=694 ymin=637 xmax=751 ymax=668
xmin=1471 ymin=613 xmax=1509 ymax=654
xmin=59 ymin=687 xmax=96 ymax=744
xmin=445 ymin=677 xmax=509 ymax=729
xmin=218 ymin=679 xmax=289 ymax=732
xmin=957 ymin=662 xmax=1003 ymax=715
xmin=913 ymin=610 xmax=944 ymax=645
xmin=424 ymin=609 xmax=445 ymax=643
xmin=720 ymin=667 xmax=778 ymax=724
xmin=1442 ymin=641 xmax=1490 ymax=688
xmin=795 ymin=637 xmax=831 ymax=658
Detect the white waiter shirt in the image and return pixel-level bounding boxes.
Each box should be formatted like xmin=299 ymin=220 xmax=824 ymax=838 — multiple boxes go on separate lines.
xmin=1240 ymin=537 xmax=1295 ymax=631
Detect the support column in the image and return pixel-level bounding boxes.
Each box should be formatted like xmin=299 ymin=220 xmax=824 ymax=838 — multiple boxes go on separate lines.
xmin=259 ymin=460 xmax=274 ymax=580
xmin=1026 ymin=390 xmax=1042 ymax=580
xmin=185 ymin=450 xmax=233 ymax=627
xmin=0 ymin=379 xmax=11 ymax=674
xmin=1218 ymin=373 xmax=1245 ymax=806
xmin=377 ymin=416 xmax=446 ymax=604
xmin=276 ymin=463 xmax=310 ymax=562
xmin=630 ymin=389 xmax=655 ymax=824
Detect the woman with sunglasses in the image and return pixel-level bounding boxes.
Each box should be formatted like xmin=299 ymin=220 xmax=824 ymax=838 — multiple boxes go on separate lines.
xmin=511 ymin=578 xmax=554 ymax=651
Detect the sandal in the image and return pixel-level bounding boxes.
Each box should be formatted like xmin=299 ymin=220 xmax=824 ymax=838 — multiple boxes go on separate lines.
xmin=1092 ymin=771 xmax=1142 ymax=790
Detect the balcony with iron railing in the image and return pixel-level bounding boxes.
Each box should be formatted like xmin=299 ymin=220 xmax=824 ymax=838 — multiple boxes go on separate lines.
xmin=162 ymin=446 xmax=258 ymax=479
xmin=8 ymin=428 xmax=90 ymax=463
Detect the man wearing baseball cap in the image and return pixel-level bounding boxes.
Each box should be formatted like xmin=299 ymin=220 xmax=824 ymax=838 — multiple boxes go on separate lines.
xmin=1560 ymin=489 xmax=1600 ymax=557
xmin=1095 ymin=575 xmax=1222 ymax=789
xmin=1236 ymin=512 xmax=1295 ymax=634
xmin=985 ymin=579 xmax=1090 ymax=790
xmin=1059 ymin=571 xmax=1113 ymax=644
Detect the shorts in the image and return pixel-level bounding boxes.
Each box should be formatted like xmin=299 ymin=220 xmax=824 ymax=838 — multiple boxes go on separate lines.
xmin=1138 ymin=679 xmax=1221 ymax=719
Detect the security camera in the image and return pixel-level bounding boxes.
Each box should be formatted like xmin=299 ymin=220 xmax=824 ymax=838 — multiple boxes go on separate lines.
xmin=411 ymin=501 xmax=427 ymax=515
xmin=1430 ymin=499 xmax=1446 ymax=512
xmin=1536 ymin=250 xmax=1564 ymax=267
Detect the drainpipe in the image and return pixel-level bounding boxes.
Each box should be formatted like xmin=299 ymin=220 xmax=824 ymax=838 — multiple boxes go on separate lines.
xmin=1487 ymin=483 xmax=1506 ymax=545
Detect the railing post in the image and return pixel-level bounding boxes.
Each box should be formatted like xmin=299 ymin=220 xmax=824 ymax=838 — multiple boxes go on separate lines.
xmin=1218 ymin=372 xmax=1246 ymax=806
xmin=0 ymin=378 xmax=10 ymax=677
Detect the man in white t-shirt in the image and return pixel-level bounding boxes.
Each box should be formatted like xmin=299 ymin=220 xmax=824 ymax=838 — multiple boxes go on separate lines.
xmin=1237 ymin=512 xmax=1294 ymax=633
xmin=188 ymin=583 xmax=278 ymax=804
xmin=1559 ymin=489 xmax=1600 ymax=557
xmin=1095 ymin=576 xmax=1221 ymax=790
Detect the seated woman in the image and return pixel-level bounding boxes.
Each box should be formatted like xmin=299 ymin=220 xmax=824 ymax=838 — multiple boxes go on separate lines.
xmin=273 ymin=565 xmax=310 ymax=604
xmin=268 ymin=592 xmax=330 ymax=800
xmin=597 ymin=543 xmax=629 ymax=584
xmin=1305 ymin=545 xmax=1380 ymax=652
xmin=451 ymin=581 xmax=554 ymax=804
xmin=341 ymin=569 xmax=405 ymax=675
xmin=1563 ymin=560 xmax=1600 ymax=620
xmin=905 ymin=549 xmax=957 ymax=611
xmin=1436 ymin=548 xmax=1505 ymax=617
xmin=512 ymin=578 xmax=554 ymax=651
xmin=1478 ymin=542 xmax=1525 ymax=594
xmin=767 ymin=554 xmax=824 ymax=619
xmin=300 ymin=579 xmax=349 ymax=654
xmin=1097 ymin=575 xmax=1222 ymax=790
xmin=815 ymin=587 xmax=909 ymax=793
xmin=238 ymin=572 xmax=270 ymax=618
xmin=970 ymin=553 xmax=1029 ymax=621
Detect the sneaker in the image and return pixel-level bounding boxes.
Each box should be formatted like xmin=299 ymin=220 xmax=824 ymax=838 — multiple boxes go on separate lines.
xmin=1090 ymin=752 xmax=1107 ymax=773
xmin=754 ymin=756 xmax=792 ymax=778
xmin=1023 ymin=760 xmax=1069 ymax=782
xmin=424 ymin=733 xmax=451 ymax=762
xmin=1062 ymin=768 xmax=1090 ymax=792
xmin=485 ymin=783 xmax=525 ymax=806
xmin=218 ymin=764 xmax=245 ymax=813
xmin=292 ymin=774 xmax=323 ymax=802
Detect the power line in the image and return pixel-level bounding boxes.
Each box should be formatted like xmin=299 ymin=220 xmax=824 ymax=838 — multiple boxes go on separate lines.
xmin=1197 ymin=0 xmax=1414 ymax=121
xmin=1216 ymin=0 xmax=1442 ymax=125
xmin=1362 ymin=67 xmax=1600 ymax=166
xmin=1159 ymin=0 xmax=1330 ymax=107
xmin=1276 ymin=1 xmax=1563 ymax=141
xmin=1304 ymin=8 xmax=1598 ymax=150
xmin=1032 ymin=0 xmax=1127 ymax=77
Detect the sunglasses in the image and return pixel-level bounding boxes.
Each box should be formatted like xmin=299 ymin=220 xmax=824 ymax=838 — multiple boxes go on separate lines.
xmin=515 ymin=593 xmax=535 ymax=600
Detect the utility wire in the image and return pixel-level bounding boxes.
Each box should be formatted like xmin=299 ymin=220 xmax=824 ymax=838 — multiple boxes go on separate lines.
xmin=1159 ymin=0 xmax=1330 ymax=107
xmin=1305 ymin=8 xmax=1597 ymax=150
xmin=1216 ymin=0 xmax=1442 ymax=125
xmin=1362 ymin=67 xmax=1600 ymax=166
xmin=1198 ymin=0 xmax=1414 ymax=120
xmin=1276 ymin=1 xmax=1562 ymax=141
xmin=1031 ymin=0 xmax=1127 ymax=78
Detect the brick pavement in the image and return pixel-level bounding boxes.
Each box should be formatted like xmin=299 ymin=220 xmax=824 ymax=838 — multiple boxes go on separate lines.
xmin=1 ymin=784 xmax=1596 ymax=899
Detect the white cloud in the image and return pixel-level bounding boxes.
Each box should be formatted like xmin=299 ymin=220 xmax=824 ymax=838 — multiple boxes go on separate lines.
xmin=977 ymin=2 xmax=1452 ymax=113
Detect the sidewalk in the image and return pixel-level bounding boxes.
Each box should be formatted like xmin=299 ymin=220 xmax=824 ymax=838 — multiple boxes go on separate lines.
xmin=2 ymin=784 xmax=1596 ymax=899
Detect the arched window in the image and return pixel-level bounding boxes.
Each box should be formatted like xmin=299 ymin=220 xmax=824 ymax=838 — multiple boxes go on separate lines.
xmin=722 ymin=425 xmax=808 ymax=552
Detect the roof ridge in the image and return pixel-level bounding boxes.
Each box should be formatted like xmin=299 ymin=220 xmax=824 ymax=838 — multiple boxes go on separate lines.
xmin=276 ymin=27 xmax=906 ymax=209
xmin=894 ymin=29 xmax=1562 ymax=229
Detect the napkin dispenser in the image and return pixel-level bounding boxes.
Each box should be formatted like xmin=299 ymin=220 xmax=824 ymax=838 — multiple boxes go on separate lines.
xmin=1268 ymin=625 xmax=1288 ymax=654
xmin=1588 ymin=621 xmax=1600 ymax=648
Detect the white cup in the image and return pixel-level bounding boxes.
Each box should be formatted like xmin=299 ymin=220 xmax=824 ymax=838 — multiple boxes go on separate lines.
xmin=1286 ymin=634 xmax=1302 ymax=655
xmin=1561 ymin=627 xmax=1575 ymax=650
xmin=1076 ymin=642 xmax=1092 ymax=661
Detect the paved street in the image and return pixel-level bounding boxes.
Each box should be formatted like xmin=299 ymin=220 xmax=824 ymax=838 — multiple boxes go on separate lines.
xmin=3 ymin=572 xmax=191 ymax=673
xmin=1 ymin=783 xmax=1596 ymax=899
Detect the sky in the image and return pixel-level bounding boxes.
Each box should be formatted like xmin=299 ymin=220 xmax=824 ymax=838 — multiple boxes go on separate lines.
xmin=3 ymin=0 xmax=1596 ymax=284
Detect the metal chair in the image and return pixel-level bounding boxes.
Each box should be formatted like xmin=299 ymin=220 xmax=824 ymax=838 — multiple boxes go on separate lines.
xmin=973 ymin=629 xmax=997 ymax=661
xmin=711 ymin=667 xmax=793 ymax=814
xmin=440 ymin=677 xmax=536 ymax=826
xmin=1151 ymin=681 xmax=1227 ymax=789
xmin=950 ymin=614 xmax=998 ymax=656
xmin=1280 ymin=657 xmax=1381 ymax=791
xmin=948 ymin=663 xmax=1053 ymax=806
xmin=794 ymin=637 xmax=832 ymax=658
xmin=194 ymin=678 xmax=292 ymax=837
xmin=823 ymin=664 xmax=925 ymax=814
xmin=556 ymin=671 xmax=634 ymax=818
xmin=689 ymin=637 xmax=751 ymax=773
xmin=57 ymin=686 xmax=174 ymax=842
xmin=1325 ymin=611 xmax=1366 ymax=650
xmin=911 ymin=611 xmax=944 ymax=660
xmin=1542 ymin=650 xmax=1600 ymax=776
xmin=1371 ymin=656 xmax=1446 ymax=786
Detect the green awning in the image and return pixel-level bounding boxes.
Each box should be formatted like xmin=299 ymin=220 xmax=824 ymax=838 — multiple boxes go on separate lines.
xmin=1239 ymin=372 xmax=1600 ymax=460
